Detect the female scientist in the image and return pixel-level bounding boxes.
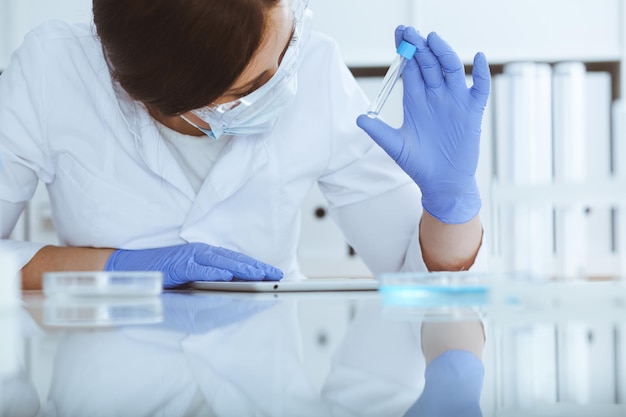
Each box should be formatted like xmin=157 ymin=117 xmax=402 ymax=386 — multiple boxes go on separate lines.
xmin=0 ymin=0 xmax=490 ymax=289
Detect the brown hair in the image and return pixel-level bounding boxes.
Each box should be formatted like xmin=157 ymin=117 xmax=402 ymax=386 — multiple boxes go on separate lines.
xmin=93 ymin=0 xmax=280 ymax=116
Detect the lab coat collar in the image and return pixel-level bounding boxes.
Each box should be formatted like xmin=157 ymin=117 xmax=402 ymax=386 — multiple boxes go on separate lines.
xmin=180 ymin=133 xmax=270 ymax=237
xmin=110 ymin=81 xmax=271 ymax=233
xmin=111 ymin=82 xmax=197 ymax=200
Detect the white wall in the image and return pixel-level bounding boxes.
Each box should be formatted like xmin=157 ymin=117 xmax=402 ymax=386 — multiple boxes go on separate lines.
xmin=311 ymin=0 xmax=415 ymax=66
xmin=412 ymin=0 xmax=622 ymax=64
xmin=312 ymin=0 xmax=623 ymax=66
xmin=0 ymin=0 xmax=92 ymax=68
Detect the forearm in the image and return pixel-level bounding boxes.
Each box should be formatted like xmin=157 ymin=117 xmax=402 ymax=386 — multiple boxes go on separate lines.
xmin=419 ymin=211 xmax=483 ymax=271
xmin=21 ymin=245 xmax=115 ymax=290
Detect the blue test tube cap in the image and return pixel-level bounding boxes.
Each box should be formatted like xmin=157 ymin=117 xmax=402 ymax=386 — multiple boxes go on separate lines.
xmin=397 ymin=40 xmax=417 ymax=60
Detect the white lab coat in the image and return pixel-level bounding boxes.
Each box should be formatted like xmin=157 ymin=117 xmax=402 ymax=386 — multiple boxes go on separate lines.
xmin=0 ymin=20 xmax=474 ymax=278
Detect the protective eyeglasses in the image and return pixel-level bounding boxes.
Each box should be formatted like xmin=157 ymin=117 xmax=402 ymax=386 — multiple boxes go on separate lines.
xmin=187 ymin=0 xmax=313 ymax=129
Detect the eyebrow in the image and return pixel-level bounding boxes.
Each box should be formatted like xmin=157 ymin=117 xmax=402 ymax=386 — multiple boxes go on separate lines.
xmin=228 ymin=24 xmax=296 ymax=96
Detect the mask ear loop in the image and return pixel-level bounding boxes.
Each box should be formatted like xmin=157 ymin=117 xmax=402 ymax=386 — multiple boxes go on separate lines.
xmin=179 ymin=114 xmax=217 ymax=139
xmin=291 ymin=0 xmax=309 ymax=21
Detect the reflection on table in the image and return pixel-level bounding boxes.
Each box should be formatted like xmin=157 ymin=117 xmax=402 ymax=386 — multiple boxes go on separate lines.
xmin=1 ymin=277 xmax=625 ymax=417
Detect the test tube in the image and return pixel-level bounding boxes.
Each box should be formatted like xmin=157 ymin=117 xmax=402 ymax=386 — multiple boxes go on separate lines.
xmin=367 ymin=40 xmax=417 ymax=118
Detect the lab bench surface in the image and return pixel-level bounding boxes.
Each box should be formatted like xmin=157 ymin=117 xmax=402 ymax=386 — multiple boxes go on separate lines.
xmin=2 ymin=288 xmax=626 ymax=417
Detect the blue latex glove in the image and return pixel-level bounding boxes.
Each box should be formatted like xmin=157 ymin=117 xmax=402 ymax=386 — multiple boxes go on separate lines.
xmin=404 ymin=350 xmax=484 ymax=417
xmin=357 ymin=27 xmax=491 ymax=224
xmin=104 ymin=243 xmax=283 ymax=288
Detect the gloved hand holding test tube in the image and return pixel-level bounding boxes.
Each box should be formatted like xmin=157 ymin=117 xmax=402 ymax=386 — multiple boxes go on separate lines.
xmin=358 ymin=26 xmax=490 ymax=225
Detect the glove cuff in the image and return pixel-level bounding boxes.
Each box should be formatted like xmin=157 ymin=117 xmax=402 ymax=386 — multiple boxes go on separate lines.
xmin=408 ymin=350 xmax=484 ymax=417
xmin=103 ymin=249 xmax=122 ymax=271
xmin=420 ymin=177 xmax=481 ymax=224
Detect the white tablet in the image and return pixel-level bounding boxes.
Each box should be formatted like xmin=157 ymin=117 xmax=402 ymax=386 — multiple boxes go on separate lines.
xmin=189 ymin=278 xmax=379 ymax=292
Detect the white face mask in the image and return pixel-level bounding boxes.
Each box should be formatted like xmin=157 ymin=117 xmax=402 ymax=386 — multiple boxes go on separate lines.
xmin=181 ymin=2 xmax=312 ymax=140
xmin=190 ymin=70 xmax=298 ymax=140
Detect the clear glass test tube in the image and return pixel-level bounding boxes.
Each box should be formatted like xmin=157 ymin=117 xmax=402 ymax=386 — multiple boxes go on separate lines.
xmin=367 ymin=40 xmax=417 ymax=118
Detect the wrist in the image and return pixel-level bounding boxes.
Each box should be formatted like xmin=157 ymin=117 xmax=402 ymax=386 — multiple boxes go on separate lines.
xmin=420 ymin=177 xmax=481 ymax=224
xmin=103 ymin=249 xmax=123 ymax=271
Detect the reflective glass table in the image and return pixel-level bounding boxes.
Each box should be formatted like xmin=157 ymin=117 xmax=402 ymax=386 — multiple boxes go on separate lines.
xmin=1 ymin=281 xmax=625 ymax=417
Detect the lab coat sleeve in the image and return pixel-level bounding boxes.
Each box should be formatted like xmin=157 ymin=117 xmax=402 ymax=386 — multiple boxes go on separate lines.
xmin=332 ymin=188 xmax=488 ymax=274
xmin=0 ymin=30 xmax=54 ymax=270
xmin=315 ymin=39 xmax=414 ymax=209
xmin=309 ymin=37 xmax=422 ymax=274
xmin=330 ymin=184 xmax=426 ymax=274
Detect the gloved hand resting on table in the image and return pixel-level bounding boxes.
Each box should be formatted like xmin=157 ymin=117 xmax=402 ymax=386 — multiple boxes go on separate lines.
xmin=357 ymin=26 xmax=491 ymax=224
xmin=105 ymin=243 xmax=283 ymax=288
